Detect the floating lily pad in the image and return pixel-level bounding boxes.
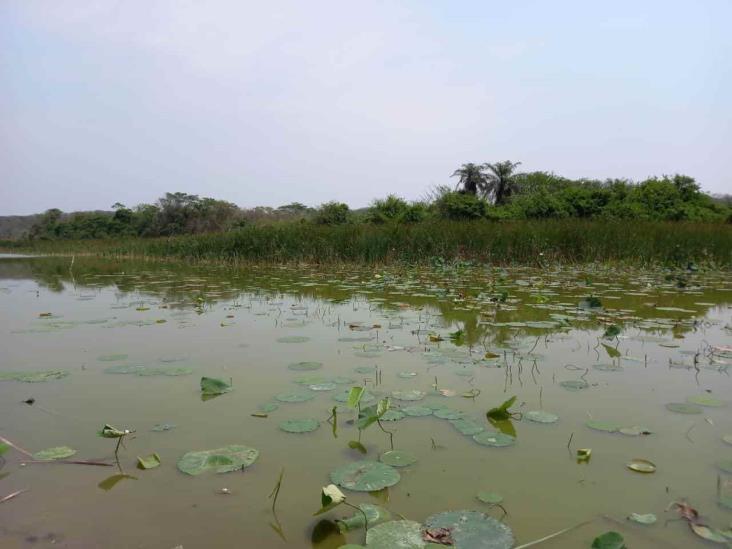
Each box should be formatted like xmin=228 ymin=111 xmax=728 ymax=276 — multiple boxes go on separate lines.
xmin=593 ymin=363 xmax=623 ymax=372
xmin=355 ymin=366 xmax=376 ymax=374
xmin=0 ymin=370 xmax=70 ymax=383
xmin=97 ymin=354 xmax=128 ymax=362
xmin=477 ymin=491 xmax=503 ymax=504
xmin=391 ymin=390 xmax=426 ymax=402
xmin=137 ymin=453 xmax=161 ymax=470
xmin=365 ymin=520 xmax=424 ymax=549
xmin=152 ymin=423 xmax=176 ymax=432
xmin=200 ymin=376 xmax=232 ymax=395
xmin=586 ymin=420 xmax=621 ymax=433
xmin=666 ymin=402 xmax=703 ymax=414
xmin=334 ymin=390 xmax=375 ymax=404
xmin=687 ymin=394 xmax=725 ymax=407
xmin=177 ymin=445 xmax=259 ymax=475
xmin=425 ymin=510 xmax=514 ymax=549
xmin=450 ymin=418 xmax=485 ymax=436
xmin=33 ymin=446 xmax=76 ymax=461
xmin=277 ymin=336 xmax=310 ymax=343
xmin=473 ymin=432 xmax=516 ymax=448
xmin=434 ymin=408 xmax=465 ymax=420
xmin=336 ymin=503 xmax=391 ymax=532
xmin=380 ymin=410 xmax=406 ymax=422
xmin=279 ymin=418 xmax=319 ymax=433
xmin=379 ymin=450 xmax=417 ymax=467
xmin=628 ymin=513 xmax=656 ymax=525
xmin=401 ymin=406 xmax=433 ymax=417
xmin=104 ymin=363 xmax=145 ymax=374
xmin=309 ymin=383 xmax=337 ymax=391
xmin=559 ymin=380 xmax=589 ymax=391
xmin=592 ymin=531 xmax=625 ymax=549
xmin=524 ymin=410 xmax=559 ymax=424
xmin=330 ymin=460 xmax=400 ymax=492
xmin=288 ymin=361 xmax=323 ymax=371
xmin=257 ymin=403 xmax=279 ymax=413
xmin=276 ymin=391 xmax=315 ymax=403
xmin=397 ymin=372 xmax=418 ymax=379
xmin=138 ymin=366 xmax=193 ymax=377
xmin=627 ymin=458 xmax=656 ymax=473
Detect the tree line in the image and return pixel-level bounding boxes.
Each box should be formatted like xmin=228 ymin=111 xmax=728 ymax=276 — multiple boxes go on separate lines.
xmin=24 ymin=164 xmax=731 ymax=240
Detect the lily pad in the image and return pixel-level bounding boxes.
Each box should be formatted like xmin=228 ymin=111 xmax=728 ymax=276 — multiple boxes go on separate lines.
xmin=401 ymin=406 xmax=433 ymax=417
xmin=177 ymin=445 xmax=259 ymax=475
xmin=279 ymin=418 xmax=319 ymax=433
xmin=391 ymin=390 xmax=426 ymax=402
xmin=425 ymin=510 xmax=514 ymax=549
xmin=97 ymin=354 xmax=128 ymax=362
xmin=137 ymin=366 xmax=192 ymax=377
xmin=586 ymin=420 xmax=621 ymax=433
xmin=355 ymin=366 xmax=376 ymax=374
xmin=33 ymin=446 xmax=76 ymax=461
xmin=473 ymin=432 xmax=516 ymax=448
xmin=434 ymin=408 xmax=465 ymax=420
xmin=257 ymin=403 xmax=279 ymax=413
xmin=687 ymin=394 xmax=725 ymax=407
xmin=628 ymin=513 xmax=656 ymax=525
xmin=379 ymin=450 xmax=417 ymax=467
xmin=524 ymin=410 xmax=559 ymax=424
xmin=380 ymin=410 xmax=405 ymax=422
xmin=309 ymin=383 xmax=337 ymax=391
xmin=330 ymin=460 xmax=400 ymax=492
xmin=104 ymin=364 xmax=145 ymax=374
xmin=276 ymin=391 xmax=315 ymax=403
xmin=288 ymin=361 xmax=322 ymax=371
xmin=0 ymin=370 xmax=70 ymax=383
xmin=397 ymin=372 xmax=418 ymax=379
xmin=476 ymin=491 xmax=503 ymax=504
xmin=277 ymin=336 xmax=310 ymax=343
xmin=137 ymin=453 xmax=161 ymax=470
xmin=151 ymin=423 xmax=176 ymax=432
xmin=666 ymin=402 xmax=702 ymax=414
xmin=591 ymin=531 xmax=625 ymax=549
xmin=200 ymin=377 xmax=232 ymax=395
xmin=559 ymin=380 xmax=589 ymax=391
xmin=365 ymin=520 xmax=425 ymax=549
xmin=336 ymin=503 xmax=391 ymax=532
xmin=626 ymin=458 xmax=656 ymax=473
xmin=450 ymin=418 xmax=485 ymax=436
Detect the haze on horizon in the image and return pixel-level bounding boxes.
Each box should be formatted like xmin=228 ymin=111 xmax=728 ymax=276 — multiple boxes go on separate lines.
xmin=1 ymin=1 xmax=730 ymax=216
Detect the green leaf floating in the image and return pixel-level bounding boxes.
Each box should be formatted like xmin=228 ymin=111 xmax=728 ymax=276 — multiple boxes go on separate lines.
xmin=586 ymin=420 xmax=621 ymax=433
xmin=687 ymin=394 xmax=725 ymax=407
xmin=137 ymin=453 xmax=161 ymax=469
xmin=200 ymin=377 xmax=232 ymax=395
xmin=401 ymin=406 xmax=433 ymax=417
xmin=379 ymin=450 xmax=417 ymax=467
xmin=0 ymin=370 xmax=70 ymax=383
xmin=450 ymin=418 xmax=485 ymax=436
xmin=98 ymin=424 xmax=127 ymax=438
xmin=288 ymin=361 xmax=322 ymax=371
xmin=487 ymin=396 xmax=516 ymax=420
xmin=473 ymin=432 xmax=516 ymax=448
xmin=391 ymin=390 xmax=426 ymax=401
xmin=477 ymin=491 xmax=504 ymax=504
xmin=524 ymin=410 xmax=559 ymax=424
xmin=330 ymin=460 xmax=400 ymax=492
xmin=591 ymin=531 xmax=626 ymax=549
xmin=33 ymin=446 xmax=76 ymax=461
xmin=365 ymin=520 xmax=425 ymax=549
xmin=425 ymin=510 xmax=514 ymax=549
xmin=666 ymin=402 xmax=703 ymax=414
xmin=276 ymin=391 xmax=315 ymax=403
xmin=279 ymin=418 xmax=320 ymax=433
xmin=336 ymin=503 xmax=391 ymax=532
xmin=177 ymin=445 xmax=259 ymax=475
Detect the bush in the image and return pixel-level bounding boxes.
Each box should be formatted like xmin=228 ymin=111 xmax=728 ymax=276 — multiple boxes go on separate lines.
xmin=434 ymin=192 xmax=488 ymax=220
xmin=314 ymin=202 xmax=350 ymax=225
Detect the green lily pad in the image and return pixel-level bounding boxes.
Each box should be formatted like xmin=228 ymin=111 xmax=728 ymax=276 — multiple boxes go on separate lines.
xmin=257 ymin=403 xmax=279 ymax=413
xmin=33 ymin=446 xmax=76 ymax=461
xmin=137 ymin=453 xmax=161 ymax=469
xmin=330 ymin=460 xmax=400 ymax=492
xmin=593 ymin=363 xmax=623 ymax=372
xmin=277 ymin=336 xmax=310 ymax=343
xmin=450 ymin=418 xmax=485 ymax=436
xmin=473 ymin=431 xmax=515 ymax=448
xmin=152 ymin=423 xmax=176 ymax=432
xmin=97 ymin=354 xmax=128 ymax=362
xmin=434 ymin=408 xmax=465 ymax=420
xmin=717 ymin=460 xmax=732 ymax=474
xmin=177 ymin=445 xmax=259 ymax=475
xmin=365 ymin=520 xmax=424 ymax=549
xmin=279 ymin=418 xmax=319 ymax=433
xmin=379 ymin=450 xmax=417 ymax=467
xmin=397 ymin=372 xmax=418 ymax=379
xmin=200 ymin=377 xmax=232 ymax=395
xmin=391 ymin=390 xmax=426 ymax=402
xmin=137 ymin=366 xmax=193 ymax=377
xmin=592 ymin=531 xmax=625 ymax=549
xmin=628 ymin=513 xmax=656 ymax=525
xmin=401 ymin=406 xmax=433 ymax=417
xmin=0 ymin=370 xmax=70 ymax=383
xmin=524 ymin=410 xmax=559 ymax=424
xmin=425 ymin=510 xmax=514 ymax=549
xmin=380 ymin=410 xmax=405 ymax=422
xmin=309 ymin=383 xmax=337 ymax=391
xmin=288 ymin=361 xmax=322 ymax=371
xmin=477 ymin=491 xmax=503 ymax=504
xmin=354 ymin=366 xmax=376 ymax=374
xmin=586 ymin=420 xmax=621 ymax=433
xmin=687 ymin=394 xmax=725 ymax=407
xmin=334 ymin=389 xmax=375 ymax=404
xmin=666 ymin=402 xmax=703 ymax=414
xmin=336 ymin=503 xmax=391 ymax=532
xmin=104 ymin=363 xmax=145 ymax=374
xmin=276 ymin=391 xmax=315 ymax=403
xmin=559 ymin=380 xmax=589 ymax=391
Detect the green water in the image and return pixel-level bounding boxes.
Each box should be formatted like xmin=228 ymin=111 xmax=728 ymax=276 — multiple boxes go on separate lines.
xmin=0 ymin=256 xmax=731 ymax=548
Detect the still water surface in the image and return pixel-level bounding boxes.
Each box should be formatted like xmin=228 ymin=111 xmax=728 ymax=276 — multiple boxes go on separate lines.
xmin=0 ymin=256 xmax=731 ymax=548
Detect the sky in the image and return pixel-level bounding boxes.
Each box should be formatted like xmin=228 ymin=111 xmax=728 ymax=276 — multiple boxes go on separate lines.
xmin=1 ymin=1 xmax=730 ymax=215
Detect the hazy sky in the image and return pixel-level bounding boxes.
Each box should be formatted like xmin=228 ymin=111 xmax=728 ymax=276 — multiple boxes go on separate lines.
xmin=1 ymin=1 xmax=730 ymax=215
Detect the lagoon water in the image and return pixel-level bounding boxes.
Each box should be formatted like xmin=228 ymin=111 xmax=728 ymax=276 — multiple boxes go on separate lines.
xmin=0 ymin=255 xmax=731 ymax=548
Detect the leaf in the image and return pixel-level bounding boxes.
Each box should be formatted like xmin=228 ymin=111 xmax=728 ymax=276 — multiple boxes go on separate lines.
xmin=177 ymin=445 xmax=259 ymax=475
xmin=666 ymin=402 xmax=702 ymax=414
xmin=559 ymin=380 xmax=588 ymax=391
xmin=603 ymin=325 xmax=621 ymax=338
xmin=687 ymin=394 xmax=725 ymax=407
xmin=275 ymin=391 xmax=314 ymax=403
xmin=376 ymin=398 xmax=390 ymax=417
xmin=391 ymin=390 xmax=426 ymax=402
xmin=601 ymin=343 xmax=621 ymax=359
xmin=200 ymin=377 xmax=232 ymax=395
xmin=477 ymin=491 xmax=504 ymax=504
xmin=279 ymin=418 xmax=319 ymax=433
xmin=314 ymin=484 xmax=345 ymax=515
xmin=347 ymin=387 xmax=366 ymax=408
xmin=591 ymin=531 xmax=626 ymax=549
xmin=628 ymin=513 xmax=656 ymax=525
xmin=487 ymin=396 xmax=517 ymax=420
xmin=336 ymin=503 xmax=390 ymax=532
xmin=379 ymin=450 xmax=417 ymax=467
xmin=348 ymin=440 xmax=367 ymax=454
xmin=689 ymin=523 xmax=729 ymax=544
xmin=288 ymin=361 xmax=322 ymax=371
xmin=524 ymin=410 xmax=559 ymax=424
xmin=98 ymin=424 xmax=127 ymax=438
xmin=578 ymin=296 xmax=603 ymax=309
xmin=365 ymin=520 xmax=425 ymax=549
xmin=586 ymin=420 xmax=621 ymax=433
xmin=0 ymin=443 xmax=8 ymax=457
xmin=137 ymin=453 xmax=161 ymax=470
xmin=626 ymin=458 xmax=656 ymax=473
xmin=425 ymin=510 xmax=514 ymax=549
xmin=98 ymin=473 xmax=137 ymax=491
xmin=33 ymin=446 xmax=76 ymax=461
xmin=473 ymin=431 xmax=516 ymax=448
xmin=0 ymin=370 xmax=70 ymax=383
xmin=402 ymin=406 xmax=433 ymax=417
xmin=330 ymin=460 xmax=400 ymax=492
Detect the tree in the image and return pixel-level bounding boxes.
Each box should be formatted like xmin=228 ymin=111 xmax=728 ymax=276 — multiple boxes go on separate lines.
xmin=484 ymin=161 xmax=522 ymax=205
xmin=451 ymin=163 xmax=488 ymax=195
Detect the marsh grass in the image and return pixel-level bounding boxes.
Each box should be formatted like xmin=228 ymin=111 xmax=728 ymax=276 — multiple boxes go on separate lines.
xmin=2 ymin=220 xmax=730 ymax=266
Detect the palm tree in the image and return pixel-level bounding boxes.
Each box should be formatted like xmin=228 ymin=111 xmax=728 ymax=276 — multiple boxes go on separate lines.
xmin=483 ymin=161 xmax=522 ymax=205
xmin=451 ymin=163 xmax=488 ymax=195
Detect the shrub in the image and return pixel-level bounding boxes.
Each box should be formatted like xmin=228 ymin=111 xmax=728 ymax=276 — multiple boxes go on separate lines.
xmin=314 ymin=202 xmax=350 ymax=225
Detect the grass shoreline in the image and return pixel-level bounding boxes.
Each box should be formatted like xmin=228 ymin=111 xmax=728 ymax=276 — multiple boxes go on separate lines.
xmin=2 ymin=220 xmax=730 ymax=267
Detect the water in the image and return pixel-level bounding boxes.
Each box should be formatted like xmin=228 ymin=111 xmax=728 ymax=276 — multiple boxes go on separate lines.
xmin=0 ymin=255 xmax=730 ymax=548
